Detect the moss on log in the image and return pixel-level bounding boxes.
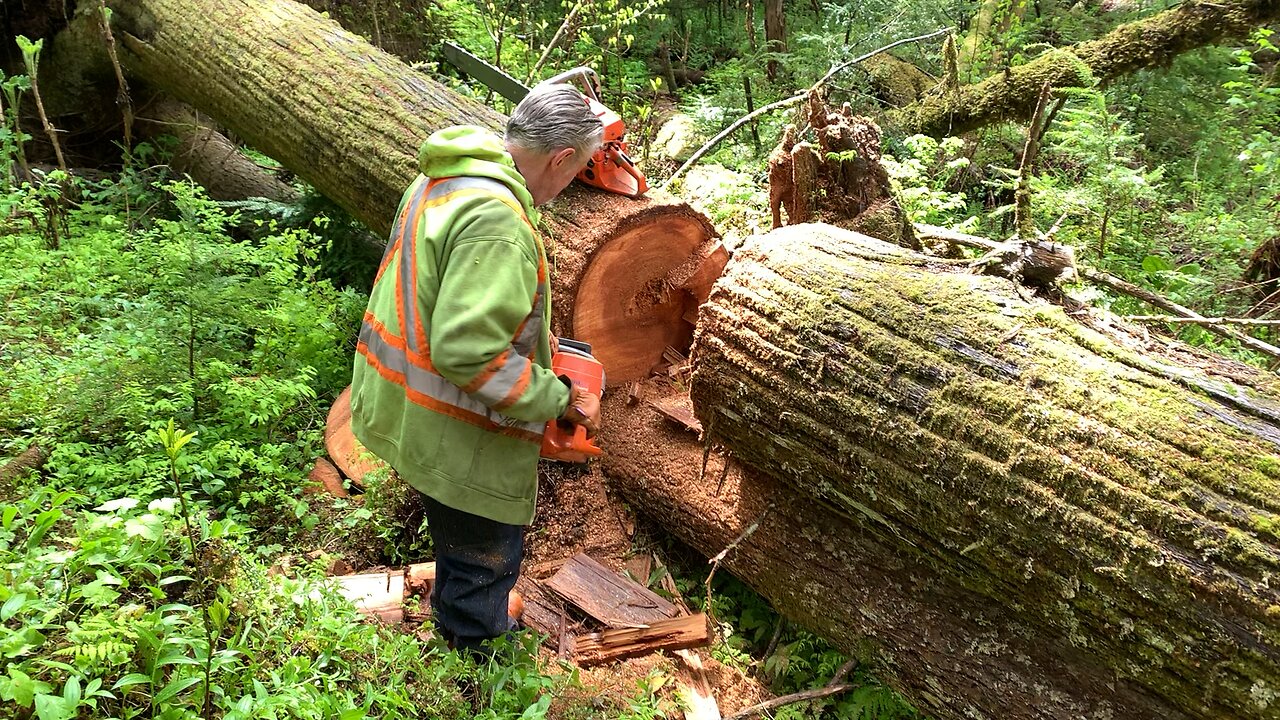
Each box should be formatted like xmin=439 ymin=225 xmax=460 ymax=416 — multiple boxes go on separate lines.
xmin=890 ymin=0 xmax=1280 ymax=137
xmin=102 ymin=0 xmax=502 ymax=236
xmin=688 ymin=223 xmax=1280 ymax=719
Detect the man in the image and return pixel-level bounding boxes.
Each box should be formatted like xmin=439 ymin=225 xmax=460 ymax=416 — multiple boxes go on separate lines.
xmin=350 ymin=84 xmax=604 ymax=653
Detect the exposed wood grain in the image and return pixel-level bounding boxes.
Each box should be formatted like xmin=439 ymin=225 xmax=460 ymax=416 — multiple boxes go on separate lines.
xmin=571 ymin=613 xmax=712 ymax=665
xmin=546 ymin=553 xmax=679 ymax=628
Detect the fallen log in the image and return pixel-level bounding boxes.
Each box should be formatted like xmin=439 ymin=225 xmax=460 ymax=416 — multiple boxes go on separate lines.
xmin=84 ymin=0 xmax=718 ymax=384
xmin=655 ymin=222 xmax=1280 ymax=719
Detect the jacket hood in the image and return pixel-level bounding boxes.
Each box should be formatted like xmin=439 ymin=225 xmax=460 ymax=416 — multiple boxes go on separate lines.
xmin=418 ymin=126 xmax=538 ymax=222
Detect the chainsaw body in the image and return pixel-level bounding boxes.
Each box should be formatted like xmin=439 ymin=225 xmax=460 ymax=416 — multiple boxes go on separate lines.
xmin=531 ymin=67 xmax=649 ymax=198
xmin=540 ymin=339 xmax=604 ymax=463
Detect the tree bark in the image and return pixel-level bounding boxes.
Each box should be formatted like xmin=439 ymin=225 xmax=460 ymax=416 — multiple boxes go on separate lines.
xmin=889 ymin=0 xmax=1280 ymax=137
xmin=101 ymin=0 xmax=500 ymax=237
xmin=136 ymin=97 xmax=298 ymax=202
xmin=664 ymin=222 xmax=1280 ymax=720
xmin=763 ymin=0 xmax=786 ymax=80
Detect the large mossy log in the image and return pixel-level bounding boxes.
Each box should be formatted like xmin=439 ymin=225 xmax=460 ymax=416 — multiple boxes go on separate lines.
xmin=676 ymin=224 xmax=1280 ymax=719
xmin=92 ymin=0 xmax=715 ymax=381
xmin=889 ymin=0 xmax=1280 ymax=137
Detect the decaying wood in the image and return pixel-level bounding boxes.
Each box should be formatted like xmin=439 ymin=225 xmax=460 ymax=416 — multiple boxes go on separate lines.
xmin=889 ymin=0 xmax=1280 ymax=137
xmin=767 ymin=94 xmax=916 ymax=248
xmin=324 ymin=386 xmax=387 ymax=487
xmin=514 ymin=574 xmax=568 ymax=649
xmin=663 ymin=27 xmax=953 ymax=189
xmin=569 ymin=613 xmax=713 ymax=666
xmin=673 ymin=223 xmax=1280 ymax=719
xmin=0 ymin=445 xmax=48 ymax=484
xmin=546 ymin=553 xmax=680 ymax=628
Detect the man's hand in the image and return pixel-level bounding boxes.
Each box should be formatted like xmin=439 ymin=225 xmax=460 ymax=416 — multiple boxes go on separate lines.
xmin=550 ymin=334 xmax=559 ymax=355
xmin=562 ymin=385 xmax=602 ymax=438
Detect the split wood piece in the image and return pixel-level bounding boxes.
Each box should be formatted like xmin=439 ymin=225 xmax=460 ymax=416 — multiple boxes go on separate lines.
xmin=647 ymin=392 xmax=702 ymax=434
xmin=542 ymin=185 xmax=720 ymax=386
xmin=303 ymin=457 xmax=348 ymax=498
xmin=569 ymin=613 xmax=713 ymax=666
xmin=324 ymin=386 xmax=387 ymax=487
xmin=403 ymin=563 xmax=437 ymax=623
xmin=332 ymin=569 xmax=405 ymax=624
xmin=514 ymin=575 xmax=567 ymax=650
xmin=546 ymin=553 xmax=679 ymax=628
xmin=674 ymin=650 xmax=722 ymax=720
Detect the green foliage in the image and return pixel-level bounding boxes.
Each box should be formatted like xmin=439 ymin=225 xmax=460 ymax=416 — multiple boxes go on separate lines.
xmin=0 ymin=487 xmax=473 ymax=719
xmin=0 ymin=178 xmax=364 ymax=529
xmin=882 ymin=135 xmax=978 ymax=230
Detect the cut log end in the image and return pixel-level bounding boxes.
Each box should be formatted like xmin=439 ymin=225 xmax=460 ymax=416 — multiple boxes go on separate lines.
xmin=545 ymin=188 xmax=721 ymax=387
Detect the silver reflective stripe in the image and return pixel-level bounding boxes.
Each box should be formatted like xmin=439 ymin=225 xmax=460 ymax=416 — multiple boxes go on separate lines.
xmin=358 ymin=323 xmax=545 ymax=437
xmin=512 ymin=290 xmax=545 ymax=356
xmin=469 ymin=350 xmax=532 ymax=409
xmin=427 ymin=176 xmax=522 ymax=203
xmin=398 ymin=181 xmax=432 ymax=353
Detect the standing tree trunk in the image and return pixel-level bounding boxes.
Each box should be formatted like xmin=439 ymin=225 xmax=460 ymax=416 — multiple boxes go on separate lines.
xmin=763 ymin=0 xmax=786 ymax=80
xmin=659 ymin=222 xmax=1280 ymax=720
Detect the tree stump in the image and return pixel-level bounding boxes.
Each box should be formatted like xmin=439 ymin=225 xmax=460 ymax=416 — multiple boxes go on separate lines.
xmin=767 ymin=92 xmax=918 ymax=249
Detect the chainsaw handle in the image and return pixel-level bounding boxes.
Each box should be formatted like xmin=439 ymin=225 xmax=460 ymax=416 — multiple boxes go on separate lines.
xmin=542 ymin=67 xmax=602 ymax=102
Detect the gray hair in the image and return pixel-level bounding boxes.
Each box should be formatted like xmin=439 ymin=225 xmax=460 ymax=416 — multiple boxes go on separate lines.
xmin=505 ymin=84 xmax=604 ymax=157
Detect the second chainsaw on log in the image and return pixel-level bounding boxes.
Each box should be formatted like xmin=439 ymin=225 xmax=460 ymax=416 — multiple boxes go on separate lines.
xmin=441 ymin=42 xmax=648 ymax=198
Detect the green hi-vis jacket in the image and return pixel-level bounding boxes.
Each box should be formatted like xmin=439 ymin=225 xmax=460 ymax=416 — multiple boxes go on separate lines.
xmin=350 ymin=126 xmax=571 ymax=525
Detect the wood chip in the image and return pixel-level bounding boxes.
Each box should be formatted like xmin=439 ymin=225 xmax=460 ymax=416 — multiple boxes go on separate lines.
xmin=647 ymin=393 xmax=703 ymax=433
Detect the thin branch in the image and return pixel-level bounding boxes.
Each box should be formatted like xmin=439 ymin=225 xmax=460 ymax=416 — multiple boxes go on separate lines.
xmin=725 ymin=658 xmax=859 ymax=720
xmin=526 ymin=1 xmax=585 ymax=84
xmin=662 ymin=26 xmax=953 ymax=189
xmin=704 ymin=503 xmax=773 ymax=626
xmin=1124 ymin=316 xmax=1280 ymax=327
xmin=99 ymin=1 xmax=133 ymax=149
xmin=1014 ymin=83 xmax=1052 ymax=241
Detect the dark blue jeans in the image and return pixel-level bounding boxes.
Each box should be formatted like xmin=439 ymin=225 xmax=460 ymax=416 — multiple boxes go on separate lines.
xmin=420 ymin=494 xmax=523 ymax=654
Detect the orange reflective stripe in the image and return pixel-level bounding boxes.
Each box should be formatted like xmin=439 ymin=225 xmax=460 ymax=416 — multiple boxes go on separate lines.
xmin=362 ymin=311 xmax=434 ymax=372
xmin=462 ymin=348 xmax=510 ymax=394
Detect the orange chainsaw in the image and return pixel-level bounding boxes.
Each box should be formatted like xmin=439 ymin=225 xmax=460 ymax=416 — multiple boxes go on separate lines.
xmin=442 ymin=42 xmax=648 ymax=198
